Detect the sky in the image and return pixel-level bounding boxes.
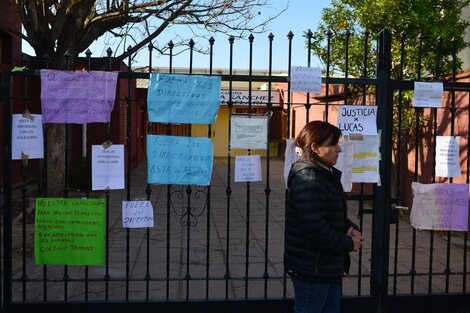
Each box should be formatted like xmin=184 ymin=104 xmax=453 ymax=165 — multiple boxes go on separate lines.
xmin=23 ymin=0 xmax=332 ymax=71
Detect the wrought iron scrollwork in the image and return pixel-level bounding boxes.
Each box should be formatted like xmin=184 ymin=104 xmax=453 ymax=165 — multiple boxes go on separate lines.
xmin=169 ymin=185 xmax=208 ymax=227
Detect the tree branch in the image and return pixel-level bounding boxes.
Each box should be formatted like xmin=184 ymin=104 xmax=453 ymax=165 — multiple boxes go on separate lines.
xmin=17 ymin=0 xmax=284 ymax=64
xmin=110 ymin=1 xmax=192 ymax=61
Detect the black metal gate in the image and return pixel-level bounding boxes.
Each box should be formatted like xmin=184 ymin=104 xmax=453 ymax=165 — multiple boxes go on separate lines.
xmin=1 ymin=29 xmax=469 ymax=313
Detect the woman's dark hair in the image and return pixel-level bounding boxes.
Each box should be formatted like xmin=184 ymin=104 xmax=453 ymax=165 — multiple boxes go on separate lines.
xmin=295 ymin=120 xmax=342 ymax=163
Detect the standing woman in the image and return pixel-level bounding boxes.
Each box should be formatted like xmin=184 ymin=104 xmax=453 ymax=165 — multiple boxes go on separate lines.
xmin=285 ymin=121 xmax=363 ymax=313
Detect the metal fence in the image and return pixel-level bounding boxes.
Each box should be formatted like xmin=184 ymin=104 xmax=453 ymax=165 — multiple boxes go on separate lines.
xmin=2 ymin=29 xmax=470 ymax=313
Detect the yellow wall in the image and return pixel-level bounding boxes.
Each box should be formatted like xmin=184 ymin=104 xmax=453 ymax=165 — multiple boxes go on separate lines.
xmin=190 ymin=107 xmax=228 ymax=157
xmin=192 ymin=107 xmax=278 ymax=158
xmin=212 ymin=107 xmax=230 ymax=157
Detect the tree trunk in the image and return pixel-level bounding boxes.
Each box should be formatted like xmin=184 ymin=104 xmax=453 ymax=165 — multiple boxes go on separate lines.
xmin=46 ymin=124 xmax=66 ymax=196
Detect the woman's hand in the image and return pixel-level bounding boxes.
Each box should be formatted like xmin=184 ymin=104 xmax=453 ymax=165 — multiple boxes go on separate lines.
xmin=347 ymin=227 xmax=364 ymax=251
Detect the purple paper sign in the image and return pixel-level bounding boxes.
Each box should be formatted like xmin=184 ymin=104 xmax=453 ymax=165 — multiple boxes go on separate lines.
xmin=411 ymin=182 xmax=469 ymax=231
xmin=40 ymin=70 xmax=118 ymax=124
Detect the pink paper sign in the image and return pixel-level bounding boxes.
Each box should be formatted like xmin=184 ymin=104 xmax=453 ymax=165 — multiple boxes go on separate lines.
xmin=410 ymin=182 xmax=469 ymax=231
xmin=40 ymin=70 xmax=118 ymax=124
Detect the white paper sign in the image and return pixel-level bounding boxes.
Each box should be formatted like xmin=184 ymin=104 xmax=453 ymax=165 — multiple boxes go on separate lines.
xmin=335 ymin=141 xmax=354 ymax=192
xmin=412 ymin=82 xmax=443 ymax=108
xmin=12 ymin=114 xmax=44 ymax=160
xmin=230 ymin=115 xmax=268 ymax=149
xmin=351 ymin=135 xmax=380 ymax=183
xmin=283 ymin=139 xmax=301 ymax=188
xmin=435 ymin=136 xmax=461 ymax=177
xmin=234 ymin=155 xmax=262 ymax=182
xmin=337 ymin=105 xmax=377 ymax=135
xmin=290 ymin=66 xmax=322 ymax=93
xmin=410 ymin=182 xmax=469 ymax=231
xmin=122 ymin=200 xmax=154 ymax=228
xmin=92 ymin=144 xmax=125 ymax=190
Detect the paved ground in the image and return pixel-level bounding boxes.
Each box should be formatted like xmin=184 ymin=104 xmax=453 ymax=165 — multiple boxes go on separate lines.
xmin=9 ymin=158 xmax=470 ymax=302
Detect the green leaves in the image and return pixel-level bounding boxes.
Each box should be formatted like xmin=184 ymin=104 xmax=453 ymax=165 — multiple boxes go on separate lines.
xmin=311 ymin=0 xmax=470 ymax=79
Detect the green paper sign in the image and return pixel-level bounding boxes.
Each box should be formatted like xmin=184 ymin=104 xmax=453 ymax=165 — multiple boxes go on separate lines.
xmin=34 ymin=198 xmax=105 ymax=265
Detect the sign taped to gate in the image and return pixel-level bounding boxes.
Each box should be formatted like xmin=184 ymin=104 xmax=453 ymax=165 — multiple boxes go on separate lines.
xmin=283 ymin=139 xmax=301 ymax=188
xmin=40 ymin=70 xmax=117 ymax=124
xmin=12 ymin=114 xmax=44 ymax=160
xmin=147 ymin=135 xmax=213 ymax=186
xmin=335 ymin=140 xmax=354 ymax=192
xmin=92 ymin=144 xmax=125 ymax=190
xmin=122 ymin=200 xmax=154 ymax=228
xmin=435 ymin=136 xmax=461 ymax=178
xmin=34 ymin=198 xmax=105 ymax=265
xmin=410 ymin=182 xmax=469 ymax=231
xmin=230 ymin=114 xmax=269 ymax=149
xmin=290 ymin=66 xmax=322 ymax=93
xmin=234 ymin=155 xmax=262 ymax=182
xmin=412 ymin=82 xmax=443 ymax=108
xmin=337 ymin=105 xmax=377 ymax=135
xmin=350 ymin=134 xmax=380 ymax=183
xmin=147 ymin=73 xmax=221 ymax=124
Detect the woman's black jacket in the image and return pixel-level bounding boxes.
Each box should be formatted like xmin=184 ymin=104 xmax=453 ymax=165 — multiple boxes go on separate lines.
xmin=284 ymin=160 xmax=358 ymax=284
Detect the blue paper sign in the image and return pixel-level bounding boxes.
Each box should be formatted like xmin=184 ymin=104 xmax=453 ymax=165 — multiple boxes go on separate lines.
xmin=147 ymin=135 xmax=213 ymax=186
xmin=147 ymin=73 xmax=221 ymax=124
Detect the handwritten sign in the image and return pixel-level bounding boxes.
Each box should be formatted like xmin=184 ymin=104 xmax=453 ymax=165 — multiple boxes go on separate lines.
xmin=122 ymin=201 xmax=154 ymax=228
xmin=283 ymin=139 xmax=302 ymax=188
xmin=435 ymin=136 xmax=461 ymax=178
xmin=337 ymin=105 xmax=377 ymax=135
xmin=350 ymin=135 xmax=380 ymax=183
xmin=12 ymin=114 xmax=44 ymax=160
xmin=91 ymin=145 xmax=125 ymax=190
xmin=147 ymin=135 xmax=213 ymax=186
xmin=290 ymin=66 xmax=322 ymax=93
xmin=412 ymin=82 xmax=443 ymax=108
xmin=40 ymin=70 xmax=118 ymax=124
xmin=335 ymin=140 xmax=354 ymax=192
xmin=230 ymin=115 xmax=269 ymax=149
xmin=147 ymin=73 xmax=221 ymax=124
xmin=234 ymin=155 xmax=262 ymax=182
xmin=410 ymin=182 xmax=469 ymax=231
xmin=34 ymin=198 xmax=105 ymax=265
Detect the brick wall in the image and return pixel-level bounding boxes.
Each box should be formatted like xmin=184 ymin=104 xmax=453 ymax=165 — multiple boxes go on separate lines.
xmin=0 ymin=0 xmax=22 ymax=69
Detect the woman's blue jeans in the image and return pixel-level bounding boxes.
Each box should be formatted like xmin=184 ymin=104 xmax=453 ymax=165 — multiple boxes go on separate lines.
xmin=292 ymin=278 xmax=342 ymax=313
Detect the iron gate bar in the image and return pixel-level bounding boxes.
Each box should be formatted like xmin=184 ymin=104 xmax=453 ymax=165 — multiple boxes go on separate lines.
xmin=371 ymin=28 xmax=393 ymax=313
xmin=2 ymin=69 xmax=13 ymax=308
xmin=264 ymin=32 xmax=274 ymax=299
xmin=445 ymin=38 xmax=458 ymax=295
xmin=206 ymin=36 xmax=214 ymax=301
xmin=244 ymin=34 xmax=253 ymax=299
xmin=391 ymin=80 xmax=470 ymax=91
xmin=393 ymin=34 xmax=406 ymax=286
xmin=305 ymin=30 xmax=313 ymax=122
xmin=2 ymin=294 xmax=470 ymax=313
xmin=430 ymin=38 xmax=441 ymax=294
xmin=117 ymin=70 xmax=470 ymax=90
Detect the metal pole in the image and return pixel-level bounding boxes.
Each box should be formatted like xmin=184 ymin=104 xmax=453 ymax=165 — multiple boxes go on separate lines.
xmin=371 ymin=28 xmax=392 ymax=313
xmin=2 ymin=69 xmax=13 ymax=310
